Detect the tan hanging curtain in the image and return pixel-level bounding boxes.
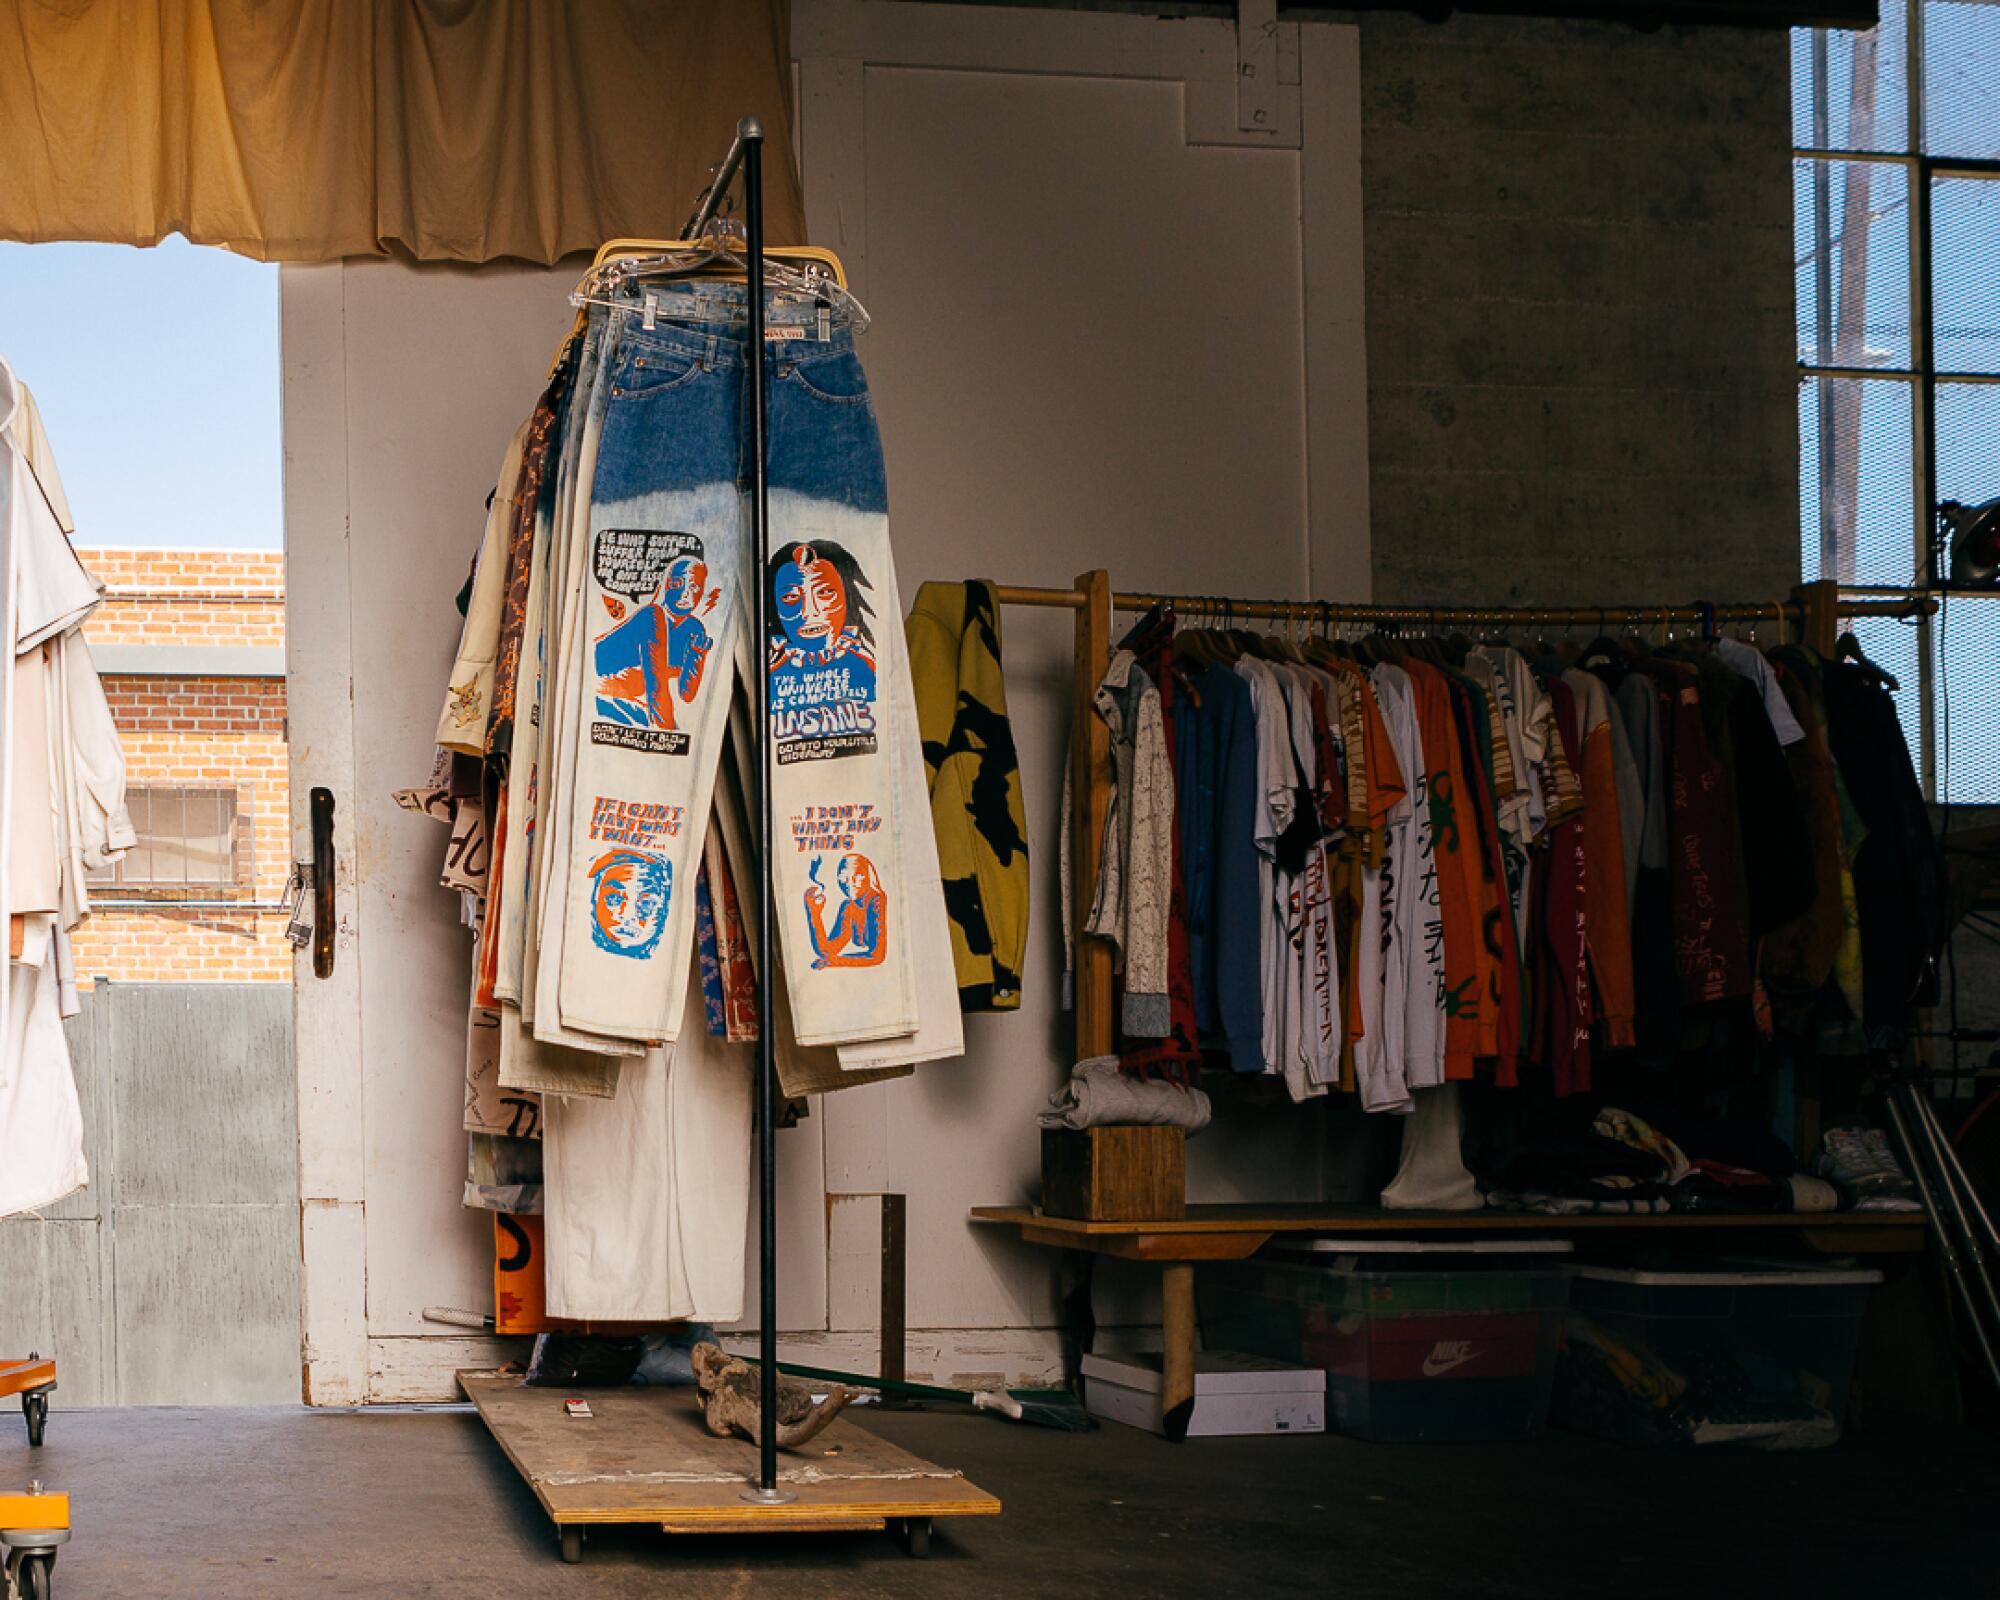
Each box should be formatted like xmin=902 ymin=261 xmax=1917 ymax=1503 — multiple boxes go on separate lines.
xmin=0 ymin=0 xmax=806 ymax=263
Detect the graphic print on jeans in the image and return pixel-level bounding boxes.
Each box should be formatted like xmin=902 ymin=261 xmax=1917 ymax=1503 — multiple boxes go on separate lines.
xmin=583 ymin=797 xmax=685 ymax=959
xmin=767 ymin=540 xmax=878 ymax=764
xmin=589 ymin=850 xmax=671 ymax=958
xmin=592 ymin=529 xmax=717 ymax=753
xmin=805 ymin=853 xmax=888 ymax=968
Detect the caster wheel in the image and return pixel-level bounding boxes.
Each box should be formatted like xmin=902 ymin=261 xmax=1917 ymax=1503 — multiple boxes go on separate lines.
xmin=17 ymin=1552 xmax=53 ymax=1600
xmin=904 ymin=1517 xmax=932 ymax=1559
xmin=22 ymin=1394 xmax=46 ymax=1449
xmin=559 ymin=1526 xmax=584 ymax=1566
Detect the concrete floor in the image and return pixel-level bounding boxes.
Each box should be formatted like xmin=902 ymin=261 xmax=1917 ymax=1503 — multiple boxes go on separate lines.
xmin=4 ymin=1403 xmax=1995 ymax=1598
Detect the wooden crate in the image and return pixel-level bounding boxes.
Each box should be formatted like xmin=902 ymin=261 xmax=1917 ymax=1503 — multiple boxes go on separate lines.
xmin=1041 ymin=1127 xmax=1185 ymax=1221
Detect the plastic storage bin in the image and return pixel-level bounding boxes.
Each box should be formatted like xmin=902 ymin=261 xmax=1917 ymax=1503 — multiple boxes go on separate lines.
xmin=1555 ymin=1263 xmax=1882 ymax=1449
xmin=1200 ymin=1251 xmax=1573 ymax=1441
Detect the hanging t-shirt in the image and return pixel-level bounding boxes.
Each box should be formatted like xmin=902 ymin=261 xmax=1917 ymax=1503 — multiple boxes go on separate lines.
xmin=1716 ymin=636 xmax=1807 ymax=749
xmin=1365 ymin=662 xmax=1431 ymax=1112
xmin=1278 ymin=665 xmax=1339 ymax=1093
xmin=1400 ymin=661 xmax=1486 ymax=1082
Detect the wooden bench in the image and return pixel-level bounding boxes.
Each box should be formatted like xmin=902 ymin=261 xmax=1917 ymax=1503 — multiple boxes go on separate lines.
xmin=970 ymin=1203 xmax=1928 ymax=1441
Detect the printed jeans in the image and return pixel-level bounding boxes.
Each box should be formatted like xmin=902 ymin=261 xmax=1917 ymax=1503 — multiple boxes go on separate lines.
xmin=556 ymin=282 xmax=921 ymax=1049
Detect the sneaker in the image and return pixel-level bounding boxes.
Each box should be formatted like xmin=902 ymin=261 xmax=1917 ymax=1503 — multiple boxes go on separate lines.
xmin=1817 ymin=1127 xmax=1918 ymax=1204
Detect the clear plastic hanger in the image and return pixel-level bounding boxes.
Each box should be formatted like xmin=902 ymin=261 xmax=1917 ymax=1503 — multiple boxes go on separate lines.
xmin=569 ymin=214 xmax=872 ymax=333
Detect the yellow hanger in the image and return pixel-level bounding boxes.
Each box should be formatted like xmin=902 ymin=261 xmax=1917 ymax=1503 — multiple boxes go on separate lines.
xmin=590 ymin=234 xmax=851 ymax=290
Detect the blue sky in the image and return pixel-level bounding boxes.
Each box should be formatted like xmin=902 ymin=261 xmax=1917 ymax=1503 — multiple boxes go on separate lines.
xmin=0 ymin=235 xmax=282 ymax=550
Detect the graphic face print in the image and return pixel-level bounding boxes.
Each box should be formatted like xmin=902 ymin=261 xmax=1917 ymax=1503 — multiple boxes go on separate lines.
xmin=776 ymin=548 xmax=848 ymax=649
xmin=592 ymin=531 xmax=716 ymax=754
xmin=766 ymin=540 xmax=879 ymax=765
xmin=662 ymin=555 xmax=707 ymax=618
xmin=803 ymin=851 xmax=887 ymax=969
xmin=589 ymin=849 xmax=672 ymax=958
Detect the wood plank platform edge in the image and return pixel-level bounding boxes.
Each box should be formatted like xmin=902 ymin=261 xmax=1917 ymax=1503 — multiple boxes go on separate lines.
xmin=457 ymin=1371 xmax=1002 ymax=1530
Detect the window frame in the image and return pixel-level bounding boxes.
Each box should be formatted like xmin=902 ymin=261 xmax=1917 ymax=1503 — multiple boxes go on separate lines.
xmin=88 ymin=782 xmax=252 ymax=902
xmin=1796 ymin=3 xmax=2000 ymax=801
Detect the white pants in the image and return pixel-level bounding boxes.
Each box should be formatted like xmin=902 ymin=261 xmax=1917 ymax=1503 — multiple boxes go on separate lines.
xmin=541 ymin=948 xmax=753 ymax=1322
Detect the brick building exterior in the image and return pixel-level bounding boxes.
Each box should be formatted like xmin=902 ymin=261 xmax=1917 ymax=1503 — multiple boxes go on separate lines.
xmin=68 ymin=548 xmax=292 ymax=982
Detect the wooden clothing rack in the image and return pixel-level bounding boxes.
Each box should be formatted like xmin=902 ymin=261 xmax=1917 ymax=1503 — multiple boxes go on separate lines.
xmin=976 ymin=573 xmax=1936 ymax=1440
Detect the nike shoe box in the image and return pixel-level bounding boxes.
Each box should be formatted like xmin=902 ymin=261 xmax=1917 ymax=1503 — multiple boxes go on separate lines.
xmin=1199 ymin=1249 xmax=1573 ymax=1442
xmin=1081 ymin=1350 xmax=1326 ymax=1438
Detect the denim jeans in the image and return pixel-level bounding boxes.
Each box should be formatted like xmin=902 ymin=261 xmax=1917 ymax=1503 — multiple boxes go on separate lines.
xmin=555 ymin=282 xmax=924 ymax=1050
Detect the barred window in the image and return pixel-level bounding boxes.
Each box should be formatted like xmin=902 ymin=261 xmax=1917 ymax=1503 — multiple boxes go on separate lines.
xmin=88 ymin=785 xmax=247 ymax=894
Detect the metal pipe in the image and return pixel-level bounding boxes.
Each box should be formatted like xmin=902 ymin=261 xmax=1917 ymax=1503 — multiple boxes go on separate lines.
xmin=992 ymin=586 xmax=1934 ymax=627
xmin=681 ymin=121 xmax=756 ymax=243
xmin=1905 ymin=1082 xmax=2000 ymax=1284
xmin=1885 ymin=1091 xmax=2000 ymax=1394
xmin=90 ymin=899 xmax=290 ymax=911
xmin=742 ymin=118 xmax=791 ymax=1507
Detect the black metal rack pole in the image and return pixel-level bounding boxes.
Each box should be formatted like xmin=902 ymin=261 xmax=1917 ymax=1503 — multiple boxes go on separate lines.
xmin=740 ymin=114 xmax=789 ymax=1506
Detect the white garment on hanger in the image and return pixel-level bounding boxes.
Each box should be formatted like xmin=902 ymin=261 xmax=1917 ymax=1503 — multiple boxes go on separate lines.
xmin=55 ymin=631 xmax=135 ymax=929
xmin=1370 ymin=663 xmax=1442 ymax=1099
xmin=0 ymin=948 xmax=85 ymax=1217
xmin=7 ymin=383 xmax=74 ymax=537
xmin=0 ymin=352 xmax=110 ymax=1217
xmin=541 ymin=945 xmax=752 ymax=1322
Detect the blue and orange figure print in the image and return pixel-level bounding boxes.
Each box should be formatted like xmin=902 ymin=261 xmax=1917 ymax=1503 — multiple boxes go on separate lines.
xmin=595 ymin=553 xmax=717 ymax=732
xmin=804 ymin=852 xmax=887 ymax=969
xmin=767 ymin=540 xmax=878 ymax=764
xmin=588 ymin=849 xmax=672 ymax=959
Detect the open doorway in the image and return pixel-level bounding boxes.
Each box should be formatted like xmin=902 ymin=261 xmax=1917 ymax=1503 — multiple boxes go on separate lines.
xmin=0 ymin=236 xmax=297 ymax=1405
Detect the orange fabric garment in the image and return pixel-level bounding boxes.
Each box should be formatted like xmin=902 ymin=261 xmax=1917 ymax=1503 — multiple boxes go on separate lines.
xmin=1563 ymin=671 xmax=1637 ymax=1048
xmin=1403 ymin=661 xmax=1488 ymax=1080
xmin=474 ymin=783 xmax=509 ymax=1012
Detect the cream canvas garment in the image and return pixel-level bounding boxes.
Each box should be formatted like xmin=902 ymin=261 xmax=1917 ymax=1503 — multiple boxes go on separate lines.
xmin=9 ymin=645 xmax=59 ymax=917
xmin=0 ymin=946 xmax=85 ymax=1217
xmin=540 ymin=946 xmax=752 ymax=1322
xmin=54 ymin=632 xmax=136 ymax=929
xmin=0 ymin=352 xmax=107 ymax=1216
xmin=9 ymin=384 xmax=74 ymax=537
xmin=434 ymin=422 xmax=526 ymax=757
xmin=763 ymin=505 xmax=918 ymax=1048
xmin=522 ymin=314 xmax=653 ymax=1072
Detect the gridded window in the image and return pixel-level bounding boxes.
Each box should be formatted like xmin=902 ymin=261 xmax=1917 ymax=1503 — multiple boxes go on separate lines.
xmin=1795 ymin=2 xmax=2000 ymax=804
xmin=89 ymin=786 xmax=245 ymax=893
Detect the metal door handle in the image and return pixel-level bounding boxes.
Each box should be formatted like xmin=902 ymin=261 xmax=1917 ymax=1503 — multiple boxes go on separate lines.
xmin=310 ymin=787 xmax=336 ymax=980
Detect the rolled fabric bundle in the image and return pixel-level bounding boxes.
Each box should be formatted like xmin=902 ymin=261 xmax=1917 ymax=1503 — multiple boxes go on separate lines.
xmin=1037 ymin=1056 xmax=1212 ymax=1134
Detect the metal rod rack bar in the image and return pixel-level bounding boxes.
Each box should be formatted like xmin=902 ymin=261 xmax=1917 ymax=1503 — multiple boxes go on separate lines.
xmin=680 ymin=112 xmax=790 ymax=1505
xmin=994 ymin=584 xmax=1935 ymax=626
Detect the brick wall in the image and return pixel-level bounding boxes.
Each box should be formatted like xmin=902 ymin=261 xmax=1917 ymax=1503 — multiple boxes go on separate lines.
xmin=68 ymin=548 xmax=291 ymax=983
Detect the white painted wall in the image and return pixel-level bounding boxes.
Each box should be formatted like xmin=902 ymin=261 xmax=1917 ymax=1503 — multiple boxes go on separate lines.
xmin=288 ymin=0 xmax=1367 ymax=1402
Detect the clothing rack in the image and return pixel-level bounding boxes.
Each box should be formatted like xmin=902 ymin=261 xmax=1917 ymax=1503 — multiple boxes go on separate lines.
xmin=989 ymin=571 xmax=1934 ymax=1436
xmin=994 ymin=574 xmax=1936 ymax=1067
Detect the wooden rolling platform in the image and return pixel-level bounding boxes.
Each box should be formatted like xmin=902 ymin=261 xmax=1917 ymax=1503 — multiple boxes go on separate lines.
xmin=459 ymin=1370 xmax=1001 ymax=1564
